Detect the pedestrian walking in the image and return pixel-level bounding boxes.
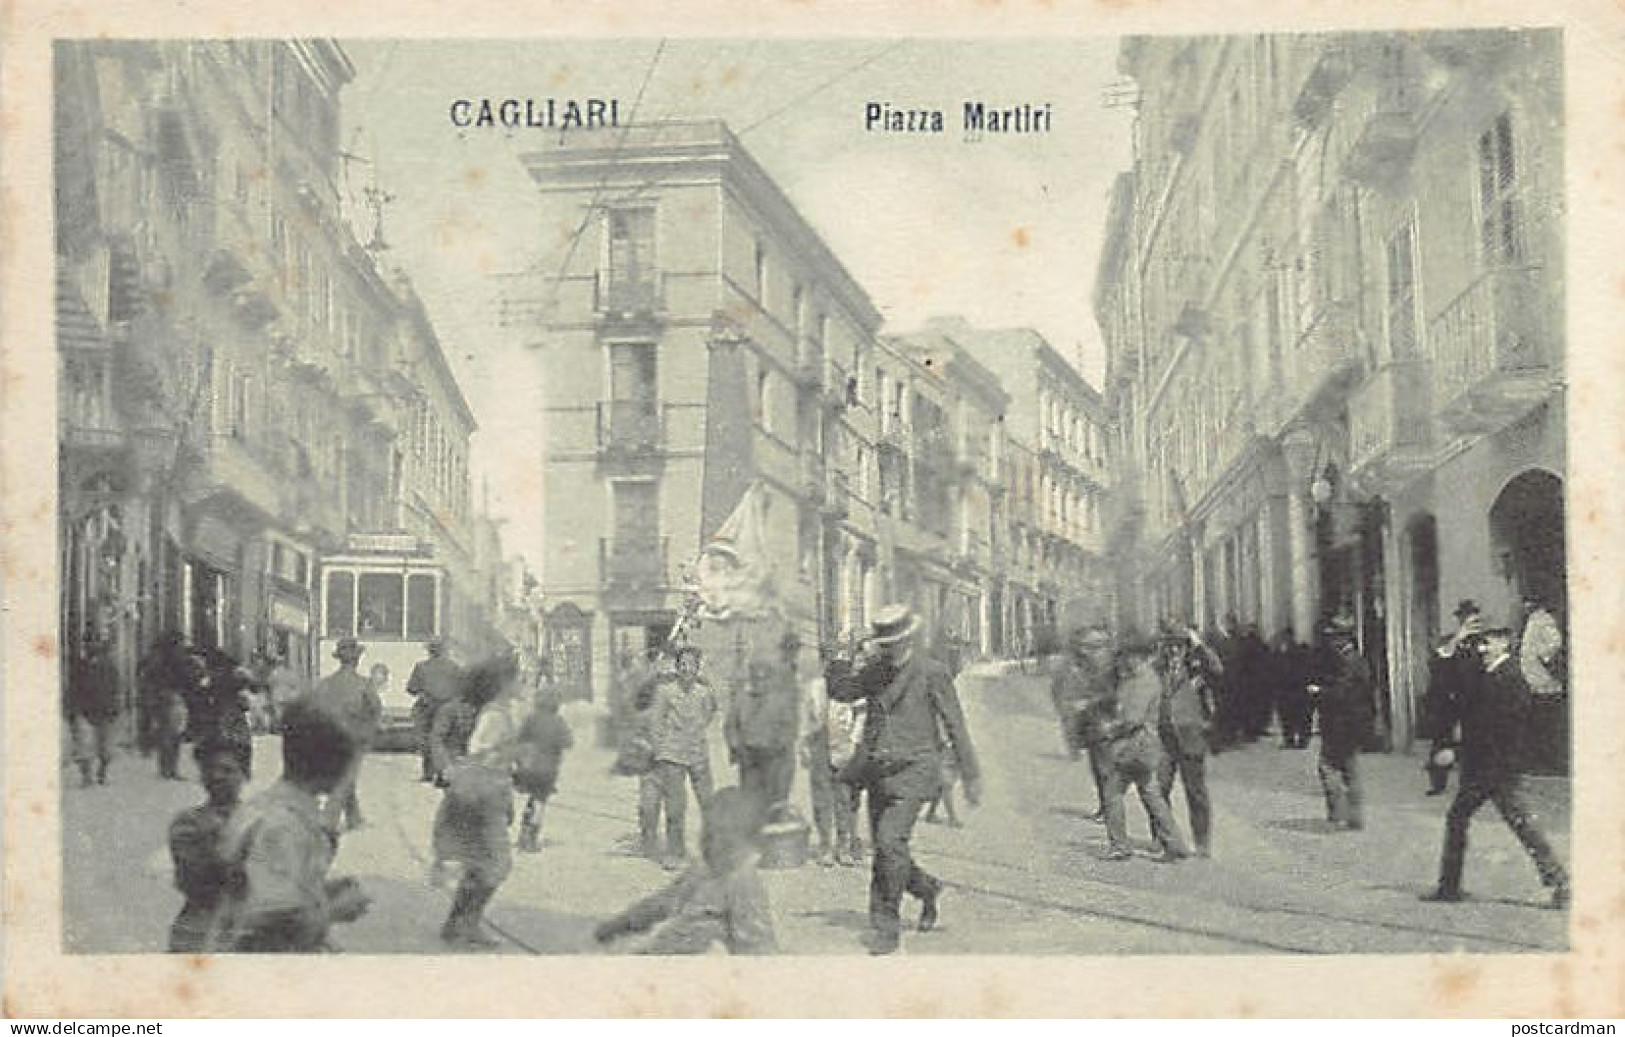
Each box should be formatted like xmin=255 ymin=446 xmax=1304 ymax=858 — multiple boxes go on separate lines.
xmin=638 ymin=644 xmax=718 ymax=869
xmin=1157 ymin=634 xmax=1218 ymax=857
xmin=308 ymin=638 xmax=381 ymax=834
xmin=514 ymin=680 xmax=573 ymax=853
xmin=1081 ymin=642 xmax=1189 ymax=863
xmin=1314 ymin=619 xmax=1374 ymax=832
xmin=406 ymin=638 xmax=464 ymax=783
xmin=432 ymin=654 xmax=525 ymax=947
xmin=67 ymin=635 xmax=121 ymax=788
xmin=829 ymin=604 xmax=981 ymax=956
xmin=1052 ymin=627 xmax=1117 ymax=821
xmin=1424 ymin=626 xmax=1570 ymax=909
xmin=206 ymin=699 xmax=371 ymax=952
xmin=193 ymin=646 xmax=254 ymax=779
xmin=166 ymin=735 xmax=246 ymax=952
xmin=593 ymin=786 xmax=777 ymax=954
xmin=139 ymin=632 xmax=192 ymax=781
xmin=725 ymin=630 xmax=801 ymax=824
xmin=802 ymin=642 xmax=857 ymax=866
xmin=1233 ymin=623 xmax=1271 ymax=740
xmin=1271 ymin=629 xmax=1312 ymax=749
xmin=1422 ymin=601 xmax=1484 ymax=796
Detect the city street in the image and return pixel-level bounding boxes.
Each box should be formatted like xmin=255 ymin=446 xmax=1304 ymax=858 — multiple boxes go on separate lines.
xmin=63 ymin=665 xmax=1570 ymax=956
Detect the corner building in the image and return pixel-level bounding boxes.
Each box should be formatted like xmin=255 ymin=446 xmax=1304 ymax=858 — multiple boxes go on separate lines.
xmin=513 ymin=122 xmax=885 ymax=703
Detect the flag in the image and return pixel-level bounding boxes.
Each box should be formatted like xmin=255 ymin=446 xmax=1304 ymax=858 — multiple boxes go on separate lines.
xmin=689 ymin=481 xmax=780 ymax=622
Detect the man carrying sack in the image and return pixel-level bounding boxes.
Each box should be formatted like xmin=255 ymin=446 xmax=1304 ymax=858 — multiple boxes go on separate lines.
xmin=829 ymin=604 xmax=981 ymax=956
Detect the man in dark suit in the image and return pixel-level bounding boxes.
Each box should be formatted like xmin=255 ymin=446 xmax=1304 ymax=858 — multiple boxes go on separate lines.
xmin=1316 ymin=619 xmax=1375 ymax=831
xmin=407 ymin=638 xmax=465 ymax=783
xmin=1158 ymin=634 xmax=1218 ymax=856
xmin=1421 ymin=600 xmax=1483 ymax=795
xmin=1424 ymin=626 xmax=1570 ymax=909
xmin=830 ymin=604 xmax=981 ymax=955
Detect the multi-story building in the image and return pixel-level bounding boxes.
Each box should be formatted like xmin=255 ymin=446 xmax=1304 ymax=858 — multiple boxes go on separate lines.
xmin=935 ymin=319 xmax=1115 ymax=648
xmin=512 ymin=121 xmax=883 ymax=703
xmin=55 ymin=40 xmax=490 ymax=734
xmin=1097 ymin=31 xmax=1565 ymax=753
xmin=881 ymin=328 xmax=1010 ymax=658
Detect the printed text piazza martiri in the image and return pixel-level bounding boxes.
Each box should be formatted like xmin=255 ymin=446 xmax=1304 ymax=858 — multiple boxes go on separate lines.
xmin=866 ymin=101 xmax=1054 ymax=134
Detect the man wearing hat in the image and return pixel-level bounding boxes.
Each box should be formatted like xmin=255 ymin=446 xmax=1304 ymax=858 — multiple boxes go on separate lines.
xmin=1424 ymin=625 xmax=1569 ymax=908
xmin=830 ymin=604 xmax=981 ymax=955
xmin=1421 ymin=601 xmax=1484 ymax=796
xmin=1051 ymin=626 xmax=1116 ymax=819
xmin=1314 ymin=617 xmax=1375 ymax=831
xmin=309 ymin=637 xmax=382 ymax=834
xmin=407 ymin=638 xmax=465 ymax=783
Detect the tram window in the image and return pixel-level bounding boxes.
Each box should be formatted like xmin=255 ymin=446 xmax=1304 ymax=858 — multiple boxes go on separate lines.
xmin=357 ymin=573 xmax=405 ymax=636
xmin=325 ymin=571 xmax=355 ymax=638
xmin=407 ymin=573 xmax=438 ymax=639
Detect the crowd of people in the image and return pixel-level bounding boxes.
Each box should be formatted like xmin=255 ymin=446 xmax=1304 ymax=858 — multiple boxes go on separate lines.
xmin=67 ymin=582 xmax=1568 ymax=957
xmin=1044 ymin=599 xmax=1570 ymax=910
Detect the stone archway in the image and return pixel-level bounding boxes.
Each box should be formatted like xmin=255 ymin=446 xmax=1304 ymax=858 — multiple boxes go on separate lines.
xmin=1488 ymin=468 xmax=1567 ymax=774
xmin=1488 ymin=468 xmax=1566 ymax=617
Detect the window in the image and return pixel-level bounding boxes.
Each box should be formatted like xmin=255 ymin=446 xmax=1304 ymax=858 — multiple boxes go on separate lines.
xmin=754 ymin=367 xmax=771 ymax=431
xmin=1477 ymin=112 xmax=1524 ymax=265
xmin=406 ymin=573 xmax=438 ymax=638
xmin=325 ymin=571 xmax=355 ymax=637
xmin=791 ymin=284 xmax=804 ymax=338
xmin=606 ymin=208 xmax=655 ymax=284
xmin=227 ymin=371 xmax=250 ymax=439
xmin=609 ymin=343 xmax=657 ymax=402
xmin=754 ymin=242 xmax=768 ymax=304
xmin=357 ymin=572 xmax=405 ymax=636
xmin=1385 ymin=217 xmax=1419 ymax=360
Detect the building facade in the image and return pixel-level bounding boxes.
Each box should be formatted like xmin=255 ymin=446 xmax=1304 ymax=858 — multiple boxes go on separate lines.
xmin=1097 ymin=31 xmax=1566 ymax=755
xmin=936 ymin=320 xmax=1115 ymax=650
xmin=513 ymin=121 xmax=884 ymax=703
xmin=55 ymin=40 xmax=493 ymax=737
xmin=512 ymin=122 xmax=1114 ymax=700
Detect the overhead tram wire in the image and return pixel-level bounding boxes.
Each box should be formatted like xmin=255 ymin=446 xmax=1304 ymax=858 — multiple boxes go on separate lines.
xmin=734 ymin=40 xmax=909 ymax=138
xmin=583 ymin=39 xmax=911 ymax=216
xmin=524 ymin=39 xmax=669 ymax=324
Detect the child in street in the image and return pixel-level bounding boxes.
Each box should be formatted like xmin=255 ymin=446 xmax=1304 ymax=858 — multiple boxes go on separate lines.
xmin=593 ymin=786 xmax=778 ymax=954
xmin=166 ymin=736 xmax=246 ymax=952
xmin=514 ymin=685 xmax=574 ymax=853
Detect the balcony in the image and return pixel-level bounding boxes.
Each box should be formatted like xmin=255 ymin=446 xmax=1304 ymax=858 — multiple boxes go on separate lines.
xmin=822 ymin=468 xmax=850 ymax=519
xmin=1344 ymin=84 xmax=1420 ymax=185
xmin=62 ymin=424 xmax=128 ymax=453
xmin=207 ymin=202 xmax=281 ymax=329
xmin=878 ymin=421 xmax=909 ymax=453
xmin=1293 ymin=41 xmax=1356 ymax=127
xmin=596 ymin=400 xmax=664 ymax=457
xmin=1349 ymin=359 xmax=1435 ymax=491
xmin=593 ymin=273 xmax=665 ymax=321
xmin=822 ymin=357 xmax=852 ymax=410
xmin=1290 ymin=299 xmax=1364 ymax=404
xmin=799 ymin=453 xmax=827 ymax=506
xmin=792 ymin=342 xmax=824 ymax=390
xmin=1430 ymin=266 xmax=1557 ymax=436
xmin=197 ymin=433 xmax=283 ymax=523
xmin=600 ymin=536 xmax=671 ymax=592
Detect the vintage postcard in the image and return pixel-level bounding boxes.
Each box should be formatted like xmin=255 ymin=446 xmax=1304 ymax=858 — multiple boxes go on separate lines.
xmin=4 ymin=0 xmax=1624 ymax=1019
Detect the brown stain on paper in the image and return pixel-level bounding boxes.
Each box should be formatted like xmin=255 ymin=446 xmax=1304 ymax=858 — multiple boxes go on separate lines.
xmin=32 ymin=634 xmax=55 ymax=660
xmin=1011 ymin=226 xmax=1031 ymax=248
xmin=1432 ymin=963 xmax=1481 ymax=1007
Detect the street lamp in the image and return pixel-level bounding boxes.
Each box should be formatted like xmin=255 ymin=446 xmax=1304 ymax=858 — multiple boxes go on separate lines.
xmin=1309 ymin=463 xmax=1337 ymax=513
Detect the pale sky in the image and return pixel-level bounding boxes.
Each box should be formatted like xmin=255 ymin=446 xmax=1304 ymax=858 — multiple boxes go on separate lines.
xmin=340 ymin=39 xmax=1135 ymax=564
